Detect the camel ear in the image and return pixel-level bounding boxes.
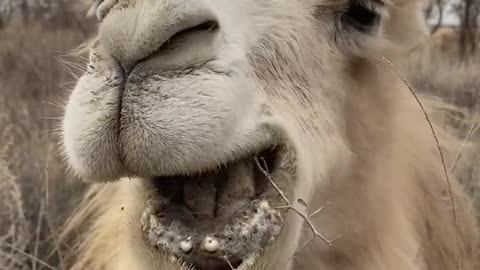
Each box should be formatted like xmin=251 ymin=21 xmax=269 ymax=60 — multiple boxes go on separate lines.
xmin=383 ymin=0 xmax=430 ymax=56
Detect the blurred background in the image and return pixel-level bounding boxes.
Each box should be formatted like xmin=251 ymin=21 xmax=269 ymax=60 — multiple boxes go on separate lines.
xmin=0 ymin=0 xmax=478 ymax=269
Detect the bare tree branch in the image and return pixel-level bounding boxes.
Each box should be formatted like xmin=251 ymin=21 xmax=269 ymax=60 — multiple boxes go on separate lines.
xmin=457 ymin=0 xmax=480 ymax=59
xmin=431 ymin=0 xmax=444 ymax=34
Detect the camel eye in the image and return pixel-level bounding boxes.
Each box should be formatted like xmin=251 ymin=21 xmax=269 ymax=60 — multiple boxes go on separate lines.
xmin=341 ymin=2 xmax=380 ymax=33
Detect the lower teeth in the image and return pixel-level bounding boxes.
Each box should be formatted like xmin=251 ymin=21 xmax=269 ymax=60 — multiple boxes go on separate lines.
xmin=141 ymin=199 xmax=283 ymax=267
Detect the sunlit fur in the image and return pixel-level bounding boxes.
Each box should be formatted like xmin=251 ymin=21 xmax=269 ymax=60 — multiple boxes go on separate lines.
xmin=60 ymin=0 xmax=479 ymax=269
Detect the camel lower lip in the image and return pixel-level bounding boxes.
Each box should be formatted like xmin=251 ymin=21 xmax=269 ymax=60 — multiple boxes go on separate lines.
xmin=141 ymin=199 xmax=282 ymax=269
xmin=140 ymin=151 xmax=284 ymax=270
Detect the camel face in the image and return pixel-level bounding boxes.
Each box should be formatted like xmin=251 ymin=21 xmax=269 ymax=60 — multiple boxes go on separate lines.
xmin=62 ymin=1 xmax=480 ymax=270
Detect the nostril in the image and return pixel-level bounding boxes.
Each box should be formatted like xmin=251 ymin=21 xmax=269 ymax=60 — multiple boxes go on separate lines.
xmin=160 ymin=20 xmax=219 ymax=49
xmin=117 ymin=20 xmax=219 ymax=75
xmin=188 ymin=20 xmax=219 ymax=32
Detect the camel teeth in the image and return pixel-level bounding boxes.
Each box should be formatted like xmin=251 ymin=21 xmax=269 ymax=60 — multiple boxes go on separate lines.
xmin=202 ymin=236 xmax=219 ymax=253
xmin=180 ymin=238 xmax=193 ymax=253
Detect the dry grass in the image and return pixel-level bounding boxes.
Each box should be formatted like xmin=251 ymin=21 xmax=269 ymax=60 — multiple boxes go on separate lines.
xmin=0 ymin=128 xmax=29 ymax=269
xmin=0 ymin=16 xmax=93 ymax=269
xmin=0 ymin=13 xmax=479 ymax=270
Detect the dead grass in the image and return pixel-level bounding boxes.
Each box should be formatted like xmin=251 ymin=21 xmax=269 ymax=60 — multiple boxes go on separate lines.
xmin=0 ymin=16 xmax=93 ymax=269
xmin=0 ymin=127 xmax=30 ymax=269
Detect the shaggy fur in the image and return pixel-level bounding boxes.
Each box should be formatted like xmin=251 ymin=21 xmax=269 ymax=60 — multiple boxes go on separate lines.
xmin=60 ymin=0 xmax=479 ymax=269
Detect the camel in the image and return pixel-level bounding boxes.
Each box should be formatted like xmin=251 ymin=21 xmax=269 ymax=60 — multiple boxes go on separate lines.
xmin=60 ymin=0 xmax=479 ymax=269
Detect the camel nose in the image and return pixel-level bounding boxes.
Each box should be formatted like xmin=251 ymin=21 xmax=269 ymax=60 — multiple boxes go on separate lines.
xmin=98 ymin=0 xmax=219 ymax=72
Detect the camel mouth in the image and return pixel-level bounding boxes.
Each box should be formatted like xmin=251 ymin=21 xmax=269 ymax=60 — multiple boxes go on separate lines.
xmin=141 ymin=148 xmax=287 ymax=270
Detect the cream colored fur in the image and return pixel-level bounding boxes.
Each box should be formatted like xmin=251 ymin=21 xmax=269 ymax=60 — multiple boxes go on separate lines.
xmin=60 ymin=0 xmax=479 ymax=269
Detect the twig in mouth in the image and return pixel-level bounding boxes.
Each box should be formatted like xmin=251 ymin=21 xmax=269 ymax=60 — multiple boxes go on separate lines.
xmin=224 ymin=255 xmax=236 ymax=270
xmin=254 ymin=157 xmax=340 ymax=260
xmin=309 ymin=202 xmax=331 ymax=218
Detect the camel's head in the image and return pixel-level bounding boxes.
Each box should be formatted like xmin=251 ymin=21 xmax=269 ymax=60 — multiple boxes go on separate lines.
xmin=62 ymin=0 xmax=428 ymax=269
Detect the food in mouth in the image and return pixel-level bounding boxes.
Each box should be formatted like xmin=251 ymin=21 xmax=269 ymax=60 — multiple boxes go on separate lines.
xmin=140 ymin=150 xmax=286 ymax=270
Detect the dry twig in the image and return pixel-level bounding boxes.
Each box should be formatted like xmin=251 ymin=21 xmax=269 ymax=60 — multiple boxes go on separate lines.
xmin=224 ymin=255 xmax=235 ymax=270
xmin=255 ymin=157 xmax=340 ymax=260
xmin=382 ymin=57 xmax=462 ymax=270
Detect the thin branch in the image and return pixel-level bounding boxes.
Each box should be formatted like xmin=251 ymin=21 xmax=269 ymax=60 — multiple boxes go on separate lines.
xmin=431 ymin=0 xmax=444 ymax=34
xmin=224 ymin=256 xmax=235 ymax=270
xmin=382 ymin=57 xmax=462 ymax=270
xmin=254 ymin=156 xmax=341 ymax=261
xmin=255 ymin=157 xmax=336 ymax=246
xmin=309 ymin=202 xmax=331 ymax=218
